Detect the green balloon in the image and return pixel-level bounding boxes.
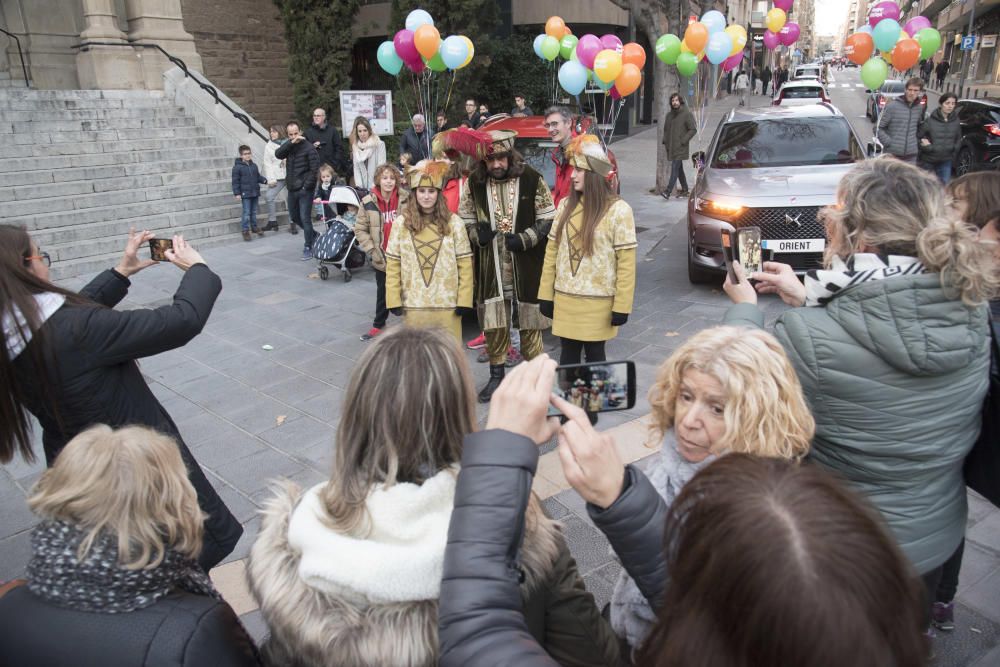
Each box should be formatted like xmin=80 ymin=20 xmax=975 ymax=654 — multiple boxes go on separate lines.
xmin=915 ymin=28 xmax=942 ymax=60
xmin=656 ymin=34 xmax=682 ymax=66
xmin=541 ymin=35 xmax=560 ymax=61
xmin=860 ymin=56 xmax=888 ymax=91
xmin=560 ymin=35 xmax=579 ymax=61
xmin=676 ymin=51 xmax=698 ymax=77
xmin=425 ymin=51 xmax=448 ymax=72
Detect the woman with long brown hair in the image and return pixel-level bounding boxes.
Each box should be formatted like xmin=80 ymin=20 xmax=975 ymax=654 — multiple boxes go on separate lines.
xmin=538 ymin=136 xmax=637 ymax=366
xmin=348 ymin=115 xmax=386 ymax=191
xmin=0 ymin=225 xmax=241 ymax=571
xmin=384 ymin=159 xmax=474 ymax=342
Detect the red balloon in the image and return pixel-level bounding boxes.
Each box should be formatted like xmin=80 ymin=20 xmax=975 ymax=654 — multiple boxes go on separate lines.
xmin=845 ymin=32 xmax=874 ymax=65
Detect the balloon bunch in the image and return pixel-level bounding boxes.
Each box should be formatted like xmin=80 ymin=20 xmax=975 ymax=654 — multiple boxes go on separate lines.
xmin=843 ymin=2 xmax=942 ymax=90
xmin=655 ymin=12 xmax=747 ymax=76
xmin=759 ymin=0 xmax=801 ymax=54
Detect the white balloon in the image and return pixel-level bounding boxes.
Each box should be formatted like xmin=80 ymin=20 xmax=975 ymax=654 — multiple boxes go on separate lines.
xmin=405 ymin=9 xmax=434 ymax=32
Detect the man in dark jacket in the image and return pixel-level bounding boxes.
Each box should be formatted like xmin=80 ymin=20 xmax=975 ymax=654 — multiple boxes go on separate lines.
xmin=463 ymin=98 xmax=482 ymax=128
xmin=935 ymin=60 xmax=950 ymax=87
xmin=876 ymin=77 xmax=926 ymax=162
xmin=661 ymin=93 xmax=697 ymax=199
xmin=761 ymin=66 xmax=772 ymax=96
xmin=399 ymin=113 xmax=434 ymax=163
xmin=305 ymin=107 xmax=346 ymax=174
xmin=276 ymin=120 xmax=321 ymax=260
xmin=231 ymin=145 xmax=267 ymax=241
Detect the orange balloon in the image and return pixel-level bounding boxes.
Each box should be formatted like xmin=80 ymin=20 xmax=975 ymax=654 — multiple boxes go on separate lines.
xmin=545 ymin=16 xmax=566 ymax=39
xmin=683 ymin=23 xmax=709 ymax=54
xmin=845 ymin=32 xmax=874 ymax=65
xmin=891 ymin=38 xmax=920 ymax=71
xmin=563 ymin=26 xmax=573 ymax=37
xmin=621 ymin=42 xmax=647 ymax=70
xmin=414 ymin=24 xmax=440 ymax=60
xmin=615 ymin=63 xmax=642 ymax=96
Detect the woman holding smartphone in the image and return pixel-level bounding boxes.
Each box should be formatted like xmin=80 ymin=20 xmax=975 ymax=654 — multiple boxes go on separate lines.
xmin=538 ymin=136 xmax=637 ymax=365
xmin=0 ymin=226 xmax=242 ymax=572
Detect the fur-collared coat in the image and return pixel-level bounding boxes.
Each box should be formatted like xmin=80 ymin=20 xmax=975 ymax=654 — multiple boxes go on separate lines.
xmin=247 ymin=477 xmax=623 ymax=667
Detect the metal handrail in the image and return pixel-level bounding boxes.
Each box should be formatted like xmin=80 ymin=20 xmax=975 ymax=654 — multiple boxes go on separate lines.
xmin=0 ymin=27 xmax=30 ymax=88
xmin=73 ymin=40 xmax=267 ymax=141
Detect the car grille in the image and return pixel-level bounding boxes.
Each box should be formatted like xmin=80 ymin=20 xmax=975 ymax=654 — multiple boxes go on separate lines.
xmin=736 ymin=206 xmax=825 ymax=272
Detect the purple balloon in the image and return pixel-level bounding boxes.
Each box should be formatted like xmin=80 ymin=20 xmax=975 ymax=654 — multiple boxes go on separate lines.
xmin=773 ymin=0 xmax=793 ymax=11
xmin=763 ymin=30 xmax=780 ymax=50
xmin=869 ymin=1 xmax=900 ymax=27
xmin=904 ymin=16 xmax=932 ymax=36
xmin=600 ymin=33 xmax=624 ymax=54
xmin=576 ymin=34 xmax=602 ymax=70
xmin=722 ymin=52 xmax=743 ymax=72
xmin=779 ymin=23 xmax=800 ymax=46
xmin=393 ymin=29 xmax=419 ymax=63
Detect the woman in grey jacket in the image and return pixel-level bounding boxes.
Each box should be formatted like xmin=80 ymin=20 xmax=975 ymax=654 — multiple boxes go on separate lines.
xmin=723 ymin=158 xmax=998 ymax=607
xmin=918 ymin=92 xmax=962 ymax=184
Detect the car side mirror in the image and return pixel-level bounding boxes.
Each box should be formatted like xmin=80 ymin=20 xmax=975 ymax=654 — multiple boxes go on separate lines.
xmin=865 ymin=89 xmax=872 ymax=94
xmin=692 ymin=151 xmax=706 ymax=172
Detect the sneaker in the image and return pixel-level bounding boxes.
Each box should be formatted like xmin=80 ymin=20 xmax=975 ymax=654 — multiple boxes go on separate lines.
xmin=660 ymin=190 xmax=672 ymax=200
xmin=466 ymin=332 xmax=487 ymax=350
xmin=302 ymin=247 xmax=312 ymax=261
xmin=505 ymin=346 xmax=523 ymax=368
xmin=476 ymin=349 xmax=489 ymax=363
xmin=676 ymin=189 xmax=690 ymax=198
xmin=931 ymin=601 xmax=954 ymax=631
xmin=360 ymin=327 xmax=382 ymax=341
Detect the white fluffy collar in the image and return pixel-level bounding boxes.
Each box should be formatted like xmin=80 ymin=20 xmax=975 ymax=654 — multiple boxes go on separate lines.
xmin=3 ymin=292 xmax=65 ymax=359
xmin=287 ymin=467 xmax=459 ymax=604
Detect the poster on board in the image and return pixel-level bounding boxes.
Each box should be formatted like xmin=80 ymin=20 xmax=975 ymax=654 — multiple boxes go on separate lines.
xmin=339 ymin=91 xmax=394 ymax=137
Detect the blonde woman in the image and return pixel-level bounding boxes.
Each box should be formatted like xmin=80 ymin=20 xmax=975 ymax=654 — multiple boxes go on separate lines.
xmin=725 ymin=158 xmax=999 ymax=618
xmin=0 ymin=425 xmax=259 ymax=666
xmin=349 ymin=116 xmax=386 ymax=191
xmin=247 ymin=327 xmax=622 ymax=667
xmin=609 ymin=325 xmax=815 ymax=650
xmin=385 ymin=160 xmax=473 ymax=342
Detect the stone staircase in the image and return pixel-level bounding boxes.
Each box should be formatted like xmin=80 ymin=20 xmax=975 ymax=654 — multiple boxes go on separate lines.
xmin=0 ymin=88 xmax=285 ymax=280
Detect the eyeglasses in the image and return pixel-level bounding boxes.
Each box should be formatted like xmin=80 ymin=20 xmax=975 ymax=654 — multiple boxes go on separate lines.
xmin=543 ymin=122 xmax=565 ymax=129
xmin=24 ymin=251 xmax=51 ymax=267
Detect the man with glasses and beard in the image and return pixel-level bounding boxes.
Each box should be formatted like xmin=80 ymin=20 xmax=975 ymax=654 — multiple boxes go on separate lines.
xmin=456 ymin=130 xmax=556 ymax=402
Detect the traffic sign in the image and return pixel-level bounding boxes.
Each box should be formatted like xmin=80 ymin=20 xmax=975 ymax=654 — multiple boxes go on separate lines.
xmin=960 ymin=35 xmax=976 ymax=50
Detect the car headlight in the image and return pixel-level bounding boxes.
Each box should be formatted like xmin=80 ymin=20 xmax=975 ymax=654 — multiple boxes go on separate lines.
xmin=694 ymin=197 xmax=745 ymax=222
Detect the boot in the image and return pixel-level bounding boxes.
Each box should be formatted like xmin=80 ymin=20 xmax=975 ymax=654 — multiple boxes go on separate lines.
xmin=263 ymin=221 xmax=278 ymax=232
xmin=242 ymin=230 xmax=252 ymax=242
xmin=477 ymin=364 xmax=505 ymax=403
xmin=252 ymin=225 xmax=264 ymax=237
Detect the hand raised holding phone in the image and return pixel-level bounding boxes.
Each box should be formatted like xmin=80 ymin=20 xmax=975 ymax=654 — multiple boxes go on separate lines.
xmin=115 ymin=228 xmax=157 ymax=278
xmin=163 ymin=235 xmax=206 ymax=272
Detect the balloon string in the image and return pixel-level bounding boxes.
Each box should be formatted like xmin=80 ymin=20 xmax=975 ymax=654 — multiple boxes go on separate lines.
xmin=443 ymin=70 xmax=456 ymax=114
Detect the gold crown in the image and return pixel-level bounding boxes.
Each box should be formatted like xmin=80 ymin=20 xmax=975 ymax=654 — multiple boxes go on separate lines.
xmin=568 ymin=143 xmax=613 ymax=178
xmin=486 ymin=130 xmax=517 ymax=157
xmin=406 ymin=159 xmax=451 ymax=190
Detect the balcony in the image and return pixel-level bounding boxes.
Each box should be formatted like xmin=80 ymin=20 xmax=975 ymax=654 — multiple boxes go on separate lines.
xmin=937 ymin=0 xmax=1000 ymax=31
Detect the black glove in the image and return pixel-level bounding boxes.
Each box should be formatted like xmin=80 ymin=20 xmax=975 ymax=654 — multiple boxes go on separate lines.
xmin=504 ymin=233 xmax=525 ymax=252
xmin=454 ymin=306 xmax=475 ymax=317
xmin=538 ymin=300 xmax=554 ymax=319
xmin=477 ymin=222 xmax=496 ymax=246
xmin=611 ymin=311 xmax=629 ymax=326
xmin=389 ymin=307 xmax=403 ymax=316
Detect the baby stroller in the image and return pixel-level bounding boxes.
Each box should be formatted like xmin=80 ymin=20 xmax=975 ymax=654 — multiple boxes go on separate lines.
xmin=312 ymin=185 xmax=368 ymax=282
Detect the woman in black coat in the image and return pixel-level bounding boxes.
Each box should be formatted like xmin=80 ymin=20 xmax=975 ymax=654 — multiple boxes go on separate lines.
xmin=0 ymin=226 xmax=242 ymax=571
xmin=918 ymin=92 xmax=962 ymax=184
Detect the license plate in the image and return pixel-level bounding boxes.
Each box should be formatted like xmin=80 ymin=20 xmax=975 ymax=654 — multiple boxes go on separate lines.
xmin=762 ymin=238 xmax=826 ymax=253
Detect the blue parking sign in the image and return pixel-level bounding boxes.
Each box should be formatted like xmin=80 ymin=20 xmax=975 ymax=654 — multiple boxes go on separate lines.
xmin=960 ymin=35 xmax=976 ymax=50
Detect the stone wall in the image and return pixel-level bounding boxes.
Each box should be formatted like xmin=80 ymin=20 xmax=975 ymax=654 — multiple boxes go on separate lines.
xmin=179 ymin=0 xmax=293 ymax=130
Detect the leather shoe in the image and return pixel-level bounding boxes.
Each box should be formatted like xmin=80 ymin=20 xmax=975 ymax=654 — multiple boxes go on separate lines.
xmin=477 ymin=364 xmax=505 ymax=403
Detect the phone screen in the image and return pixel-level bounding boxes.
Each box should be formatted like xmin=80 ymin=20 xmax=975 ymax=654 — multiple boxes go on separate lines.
xmin=721 ymin=229 xmax=738 ymax=283
xmin=148 ymin=238 xmax=173 ymax=262
xmin=737 ymin=226 xmax=763 ymax=276
xmin=548 ymin=361 xmax=636 ymax=416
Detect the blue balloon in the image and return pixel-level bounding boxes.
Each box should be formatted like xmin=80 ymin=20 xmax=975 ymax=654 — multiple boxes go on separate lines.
xmin=376 ymin=40 xmax=403 ymax=76
xmin=405 ymin=9 xmax=433 ymax=32
xmin=705 ymin=31 xmax=733 ymax=65
xmin=533 ymin=34 xmax=547 ymax=59
xmin=701 ymin=10 xmax=727 ymax=34
xmin=440 ymin=35 xmax=469 ymax=70
xmin=558 ymin=61 xmax=589 ymax=95
xmin=857 ymin=25 xmax=873 ymax=35
xmin=872 ymin=18 xmax=901 ymax=52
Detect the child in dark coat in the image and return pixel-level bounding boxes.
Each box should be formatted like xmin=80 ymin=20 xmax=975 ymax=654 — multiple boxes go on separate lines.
xmin=232 ymin=144 xmax=268 ymax=241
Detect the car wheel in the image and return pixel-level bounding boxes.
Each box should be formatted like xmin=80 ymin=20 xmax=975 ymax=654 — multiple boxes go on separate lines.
xmin=687 ymin=249 xmax=716 ymax=285
xmin=955 ymin=147 xmax=974 ymax=176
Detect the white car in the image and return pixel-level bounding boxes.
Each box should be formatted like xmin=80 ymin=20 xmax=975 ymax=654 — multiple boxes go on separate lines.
xmin=772 ymin=80 xmax=831 ymax=107
xmin=793 ymin=65 xmax=822 ymax=81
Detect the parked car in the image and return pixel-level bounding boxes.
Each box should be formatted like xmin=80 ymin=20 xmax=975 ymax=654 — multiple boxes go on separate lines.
xmin=686 ymin=104 xmax=866 ymax=284
xmin=954 ymin=98 xmax=1000 ymax=176
xmin=866 ymin=79 xmax=927 ymax=122
xmin=772 ymin=80 xmax=831 ymax=106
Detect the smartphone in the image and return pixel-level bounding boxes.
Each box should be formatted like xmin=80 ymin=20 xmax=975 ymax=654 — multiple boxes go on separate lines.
xmin=721 ymin=226 xmax=763 ymax=283
xmin=148 ymin=238 xmax=173 ymax=262
xmin=548 ymin=360 xmax=636 ymax=416
xmin=721 ymin=229 xmax=738 ymax=283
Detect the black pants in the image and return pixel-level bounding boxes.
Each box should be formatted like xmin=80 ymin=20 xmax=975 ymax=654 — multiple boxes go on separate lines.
xmin=559 ymin=338 xmax=607 ymax=366
xmin=935 ymin=538 xmax=965 ymax=603
xmin=287 ymin=187 xmax=316 ymax=248
xmin=373 ymin=268 xmax=388 ymax=329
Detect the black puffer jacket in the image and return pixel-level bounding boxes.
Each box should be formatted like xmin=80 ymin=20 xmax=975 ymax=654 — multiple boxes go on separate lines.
xmin=918 ymin=107 xmax=962 ymax=164
xmin=274 ymin=139 xmax=320 ymax=193
xmin=0 ymin=584 xmax=260 ymax=666
xmin=439 ymin=430 xmax=668 ymax=667
xmin=304 ymin=122 xmax=347 ymax=174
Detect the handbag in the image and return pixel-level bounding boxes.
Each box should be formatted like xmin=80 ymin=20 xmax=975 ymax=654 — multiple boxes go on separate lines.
xmin=964 ymin=320 xmax=1000 ymax=508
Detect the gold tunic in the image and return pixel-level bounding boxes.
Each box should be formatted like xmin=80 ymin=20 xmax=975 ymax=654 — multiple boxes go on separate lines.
xmin=538 ymin=199 xmax=638 ymax=341
xmin=385 ymin=212 xmax=474 ymax=341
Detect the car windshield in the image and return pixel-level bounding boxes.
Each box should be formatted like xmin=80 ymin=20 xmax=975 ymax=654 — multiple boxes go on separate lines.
xmin=881 ymin=82 xmax=904 ymax=93
xmin=516 ymin=138 xmax=559 ymax=189
xmin=710 ymin=118 xmax=863 ymax=168
xmin=783 ymin=87 xmax=823 ymax=98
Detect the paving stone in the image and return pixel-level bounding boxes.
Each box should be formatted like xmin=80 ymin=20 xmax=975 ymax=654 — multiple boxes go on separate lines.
xmin=262 ymin=375 xmax=334 ymax=404
xmin=212 ymin=447 xmax=307 ymax=497
xmin=239 ymin=609 xmax=269 ymax=644
xmin=968 ymin=511 xmax=1000 ymax=553
xmin=559 ymin=515 xmax=615 ymax=577
xmin=0 ymin=531 xmax=32 ymax=581
xmin=221 ymin=515 xmax=262 ymax=566
xmin=960 ymin=567 xmax=1000 ymax=622
xmin=189 ymin=428 xmax=268 ymax=471
xmin=541 ymin=497 xmax=571 ymax=520
xmin=930 ymin=603 xmax=1000 ymax=667
xmin=582 ymin=570 xmax=615 ymax=612
xmin=957 ymin=541 xmax=1000 ymax=596
xmin=257 ymin=415 xmax=333 ymax=456
xmin=0 ymin=487 xmax=34 ymax=536
xmin=552 ymin=487 xmax=596 ymax=530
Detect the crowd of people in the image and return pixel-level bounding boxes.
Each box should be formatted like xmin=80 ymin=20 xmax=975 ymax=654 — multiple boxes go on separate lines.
xmin=0 ymin=80 xmax=999 ymax=667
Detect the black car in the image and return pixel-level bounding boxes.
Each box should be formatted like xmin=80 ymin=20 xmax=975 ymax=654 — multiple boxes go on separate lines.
xmin=954 ymin=99 xmax=1000 ymax=176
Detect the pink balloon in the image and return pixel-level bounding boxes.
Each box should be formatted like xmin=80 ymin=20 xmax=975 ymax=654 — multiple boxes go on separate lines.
xmin=609 ymin=86 xmax=622 ymax=101
xmin=763 ymin=30 xmax=780 ymax=50
xmin=779 ymin=23 xmax=800 ymax=46
xmin=869 ymin=1 xmax=900 ymax=27
xmin=773 ymin=0 xmax=793 ymax=11
xmin=407 ymin=57 xmax=426 ymax=74
xmin=722 ymin=52 xmax=743 ymax=72
xmin=601 ymin=33 xmax=624 ymax=54
xmin=393 ymin=29 xmax=419 ymax=63
xmin=903 ymin=16 xmax=931 ymax=36
xmin=576 ymin=34 xmax=602 ymax=70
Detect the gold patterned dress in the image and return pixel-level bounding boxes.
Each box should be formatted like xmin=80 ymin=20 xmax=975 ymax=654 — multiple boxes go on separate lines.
xmin=385 ymin=212 xmax=474 ymax=341
xmin=538 ymin=199 xmax=638 ymax=341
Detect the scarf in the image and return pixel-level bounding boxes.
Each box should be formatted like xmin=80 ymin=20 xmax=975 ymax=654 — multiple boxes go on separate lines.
xmin=804 ymin=253 xmax=929 ymax=307
xmin=374 ymin=187 xmax=399 ymax=251
xmin=26 ymin=520 xmax=219 ymax=614
xmin=353 ymin=136 xmax=380 ymax=164
xmin=3 ymin=292 xmax=65 ymax=359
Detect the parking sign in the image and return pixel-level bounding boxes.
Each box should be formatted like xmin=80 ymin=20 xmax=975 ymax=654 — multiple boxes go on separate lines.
xmin=960 ymin=35 xmax=976 ymax=50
